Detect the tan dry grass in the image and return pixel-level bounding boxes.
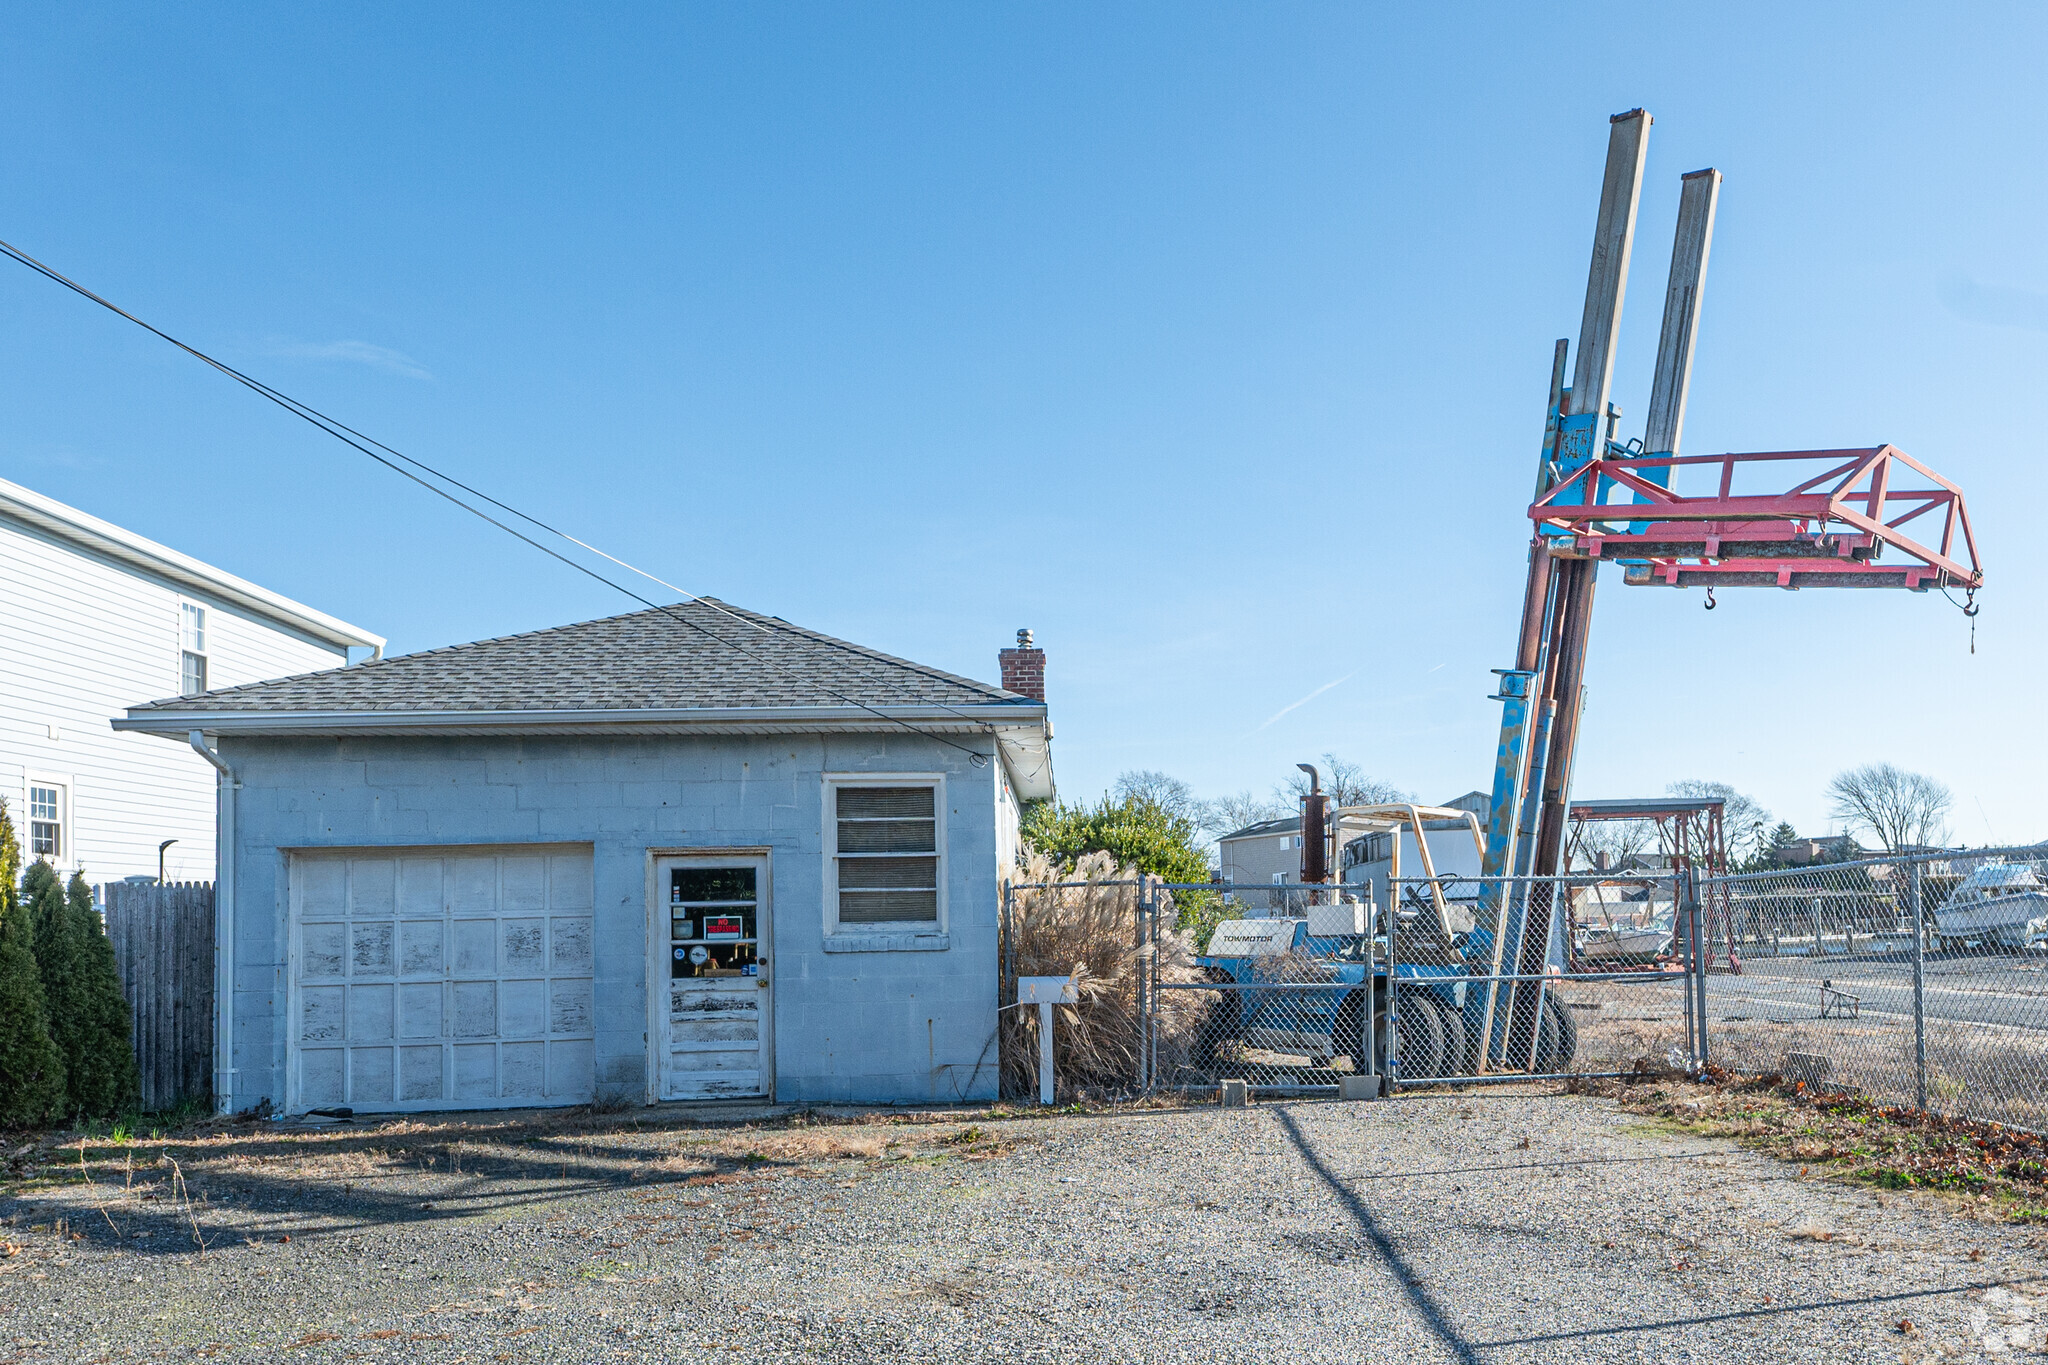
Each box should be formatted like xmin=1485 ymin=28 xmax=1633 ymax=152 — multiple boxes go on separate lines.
xmin=737 ymin=1131 xmax=889 ymax=1163
xmin=1002 ymin=850 xmax=1214 ymax=1099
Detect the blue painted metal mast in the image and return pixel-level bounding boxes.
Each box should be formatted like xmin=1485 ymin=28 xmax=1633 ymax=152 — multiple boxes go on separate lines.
xmin=1472 ymin=114 xmax=1726 ymax=1072
xmin=1472 ymin=110 xmax=1652 ymax=1062
xmin=1480 ymin=109 xmax=1651 ymax=889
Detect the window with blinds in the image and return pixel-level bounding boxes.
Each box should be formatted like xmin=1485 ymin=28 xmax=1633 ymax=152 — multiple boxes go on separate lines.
xmin=833 ymin=785 xmax=939 ymax=925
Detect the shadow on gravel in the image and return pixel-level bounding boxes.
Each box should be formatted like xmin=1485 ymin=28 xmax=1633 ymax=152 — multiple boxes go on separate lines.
xmin=1472 ymin=1277 xmax=2028 ymax=1348
xmin=1274 ymin=1106 xmax=1484 ymax=1365
xmin=15 ymin=1119 xmax=844 ymax=1258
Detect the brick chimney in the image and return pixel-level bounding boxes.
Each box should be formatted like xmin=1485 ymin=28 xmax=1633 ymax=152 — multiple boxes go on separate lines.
xmin=999 ymin=628 xmax=1045 ymax=702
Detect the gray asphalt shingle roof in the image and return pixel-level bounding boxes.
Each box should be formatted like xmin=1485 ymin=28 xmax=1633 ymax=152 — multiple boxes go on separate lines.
xmin=131 ymin=598 xmax=1028 ymax=714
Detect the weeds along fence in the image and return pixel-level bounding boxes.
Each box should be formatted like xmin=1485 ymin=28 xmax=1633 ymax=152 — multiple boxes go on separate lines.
xmin=1002 ymin=865 xmax=1705 ymax=1100
xmin=101 ymin=881 xmax=214 ymax=1111
xmin=1699 ymin=845 xmax=2048 ymax=1132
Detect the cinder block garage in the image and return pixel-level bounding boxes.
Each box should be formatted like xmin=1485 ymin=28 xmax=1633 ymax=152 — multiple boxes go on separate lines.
xmin=116 ymin=600 xmax=1053 ymax=1115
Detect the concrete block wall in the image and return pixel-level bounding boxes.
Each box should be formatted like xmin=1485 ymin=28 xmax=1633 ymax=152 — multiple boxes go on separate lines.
xmin=220 ymin=731 xmax=1005 ymax=1111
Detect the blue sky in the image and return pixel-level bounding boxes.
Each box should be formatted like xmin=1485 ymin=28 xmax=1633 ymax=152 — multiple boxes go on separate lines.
xmin=3 ymin=4 xmax=2040 ymax=841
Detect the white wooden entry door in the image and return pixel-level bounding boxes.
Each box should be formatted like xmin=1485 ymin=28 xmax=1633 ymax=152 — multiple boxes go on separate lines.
xmin=653 ymin=853 xmax=772 ymax=1100
xmin=290 ymin=846 xmax=596 ymax=1113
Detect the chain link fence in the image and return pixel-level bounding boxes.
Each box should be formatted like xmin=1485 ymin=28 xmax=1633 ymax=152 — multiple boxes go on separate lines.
xmin=1700 ymin=845 xmax=2048 ymax=1131
xmin=1136 ymin=874 xmax=1701 ymax=1095
xmin=1001 ymin=850 xmax=2048 ymax=1129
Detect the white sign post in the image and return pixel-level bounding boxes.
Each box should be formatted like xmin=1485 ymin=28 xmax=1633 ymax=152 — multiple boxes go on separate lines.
xmin=1017 ymin=976 xmax=1078 ymax=1105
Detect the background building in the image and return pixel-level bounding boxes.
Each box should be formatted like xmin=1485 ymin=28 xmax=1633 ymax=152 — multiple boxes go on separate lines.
xmin=0 ymin=476 xmax=382 ymax=884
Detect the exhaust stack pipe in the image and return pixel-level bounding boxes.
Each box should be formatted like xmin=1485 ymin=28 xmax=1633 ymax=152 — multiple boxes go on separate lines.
xmin=1297 ymin=763 xmax=1329 ymax=885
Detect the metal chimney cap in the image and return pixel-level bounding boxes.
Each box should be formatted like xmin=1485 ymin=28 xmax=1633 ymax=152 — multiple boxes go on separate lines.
xmin=1016 ymin=628 xmax=1034 ymax=648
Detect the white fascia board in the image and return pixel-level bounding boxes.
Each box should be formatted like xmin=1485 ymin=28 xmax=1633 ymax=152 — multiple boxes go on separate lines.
xmin=0 ymin=476 xmax=385 ymax=654
xmin=114 ymin=702 xmax=1051 ymax=741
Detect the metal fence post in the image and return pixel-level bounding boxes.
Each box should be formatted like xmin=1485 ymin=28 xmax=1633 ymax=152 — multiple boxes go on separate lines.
xmin=1386 ymin=877 xmax=1400 ymax=1090
xmin=1139 ymin=879 xmax=1150 ymax=1092
xmin=1686 ymin=869 xmax=1707 ymax=1070
xmin=1679 ymin=872 xmax=1695 ymax=1067
xmin=1911 ymin=859 xmax=1928 ymax=1111
xmin=1365 ymin=886 xmax=1380 ymax=1093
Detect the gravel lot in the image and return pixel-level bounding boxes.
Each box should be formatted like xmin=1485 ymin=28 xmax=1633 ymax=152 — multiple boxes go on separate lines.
xmin=2 ymin=1090 xmax=2043 ymax=1363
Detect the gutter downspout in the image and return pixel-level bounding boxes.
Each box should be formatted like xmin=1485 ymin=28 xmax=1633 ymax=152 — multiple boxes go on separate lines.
xmin=189 ymin=731 xmax=236 ymax=1116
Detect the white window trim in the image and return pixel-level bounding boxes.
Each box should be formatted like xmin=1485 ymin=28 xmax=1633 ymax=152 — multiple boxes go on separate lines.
xmin=180 ymin=600 xmax=208 ymax=652
xmin=822 ymin=773 xmax=948 ymax=946
xmin=180 ymin=600 xmax=210 ymax=697
xmin=24 ymin=775 xmax=71 ymax=866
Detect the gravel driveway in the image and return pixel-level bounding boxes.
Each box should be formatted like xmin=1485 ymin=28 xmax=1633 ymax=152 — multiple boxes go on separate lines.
xmin=2 ymin=1090 xmax=2041 ymax=1362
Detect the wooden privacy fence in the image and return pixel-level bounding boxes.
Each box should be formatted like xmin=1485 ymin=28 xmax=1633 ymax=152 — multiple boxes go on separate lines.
xmin=103 ymin=881 xmax=214 ymax=1111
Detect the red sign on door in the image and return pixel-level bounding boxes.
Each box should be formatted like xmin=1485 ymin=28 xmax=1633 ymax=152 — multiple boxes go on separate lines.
xmin=704 ymin=915 xmax=744 ymax=940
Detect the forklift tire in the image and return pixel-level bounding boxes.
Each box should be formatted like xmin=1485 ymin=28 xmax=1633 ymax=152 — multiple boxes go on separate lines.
xmin=1195 ymin=987 xmax=1242 ymax=1067
xmin=1390 ymin=983 xmax=1447 ymax=1081
xmin=1535 ymin=993 xmax=1579 ymax=1072
xmin=1420 ymin=995 xmax=1467 ymax=1080
xmin=1334 ymin=994 xmax=1367 ymax=1073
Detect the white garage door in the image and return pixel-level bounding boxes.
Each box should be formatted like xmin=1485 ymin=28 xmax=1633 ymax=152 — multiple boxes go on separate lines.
xmin=290 ymin=846 xmax=596 ymax=1113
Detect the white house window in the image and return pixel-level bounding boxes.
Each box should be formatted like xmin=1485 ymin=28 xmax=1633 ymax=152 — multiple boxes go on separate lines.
xmin=1278 ymin=835 xmax=1293 ymax=850
xmin=28 ymin=785 xmax=63 ymax=859
xmin=830 ymin=782 xmax=941 ymax=927
xmin=180 ymin=603 xmax=209 ymax=696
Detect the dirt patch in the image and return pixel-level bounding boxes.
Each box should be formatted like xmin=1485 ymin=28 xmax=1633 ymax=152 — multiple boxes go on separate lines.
xmin=1581 ymin=1068 xmax=2048 ymax=1222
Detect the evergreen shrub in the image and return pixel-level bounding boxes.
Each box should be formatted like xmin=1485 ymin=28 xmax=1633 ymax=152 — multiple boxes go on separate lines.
xmin=0 ymin=803 xmax=63 ymax=1127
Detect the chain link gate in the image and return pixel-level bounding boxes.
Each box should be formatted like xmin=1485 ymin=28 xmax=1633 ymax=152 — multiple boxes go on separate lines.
xmin=1127 ymin=873 xmax=1707 ymax=1097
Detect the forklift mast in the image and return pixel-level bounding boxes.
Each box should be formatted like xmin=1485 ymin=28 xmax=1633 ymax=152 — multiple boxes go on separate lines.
xmin=1477 ymin=110 xmax=1978 ymax=995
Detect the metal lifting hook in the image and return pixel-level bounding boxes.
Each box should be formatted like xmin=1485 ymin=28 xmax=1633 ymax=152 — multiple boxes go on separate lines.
xmin=1703 ymin=588 xmax=1716 ymax=611
xmin=1964 ymin=587 xmax=1978 ymax=654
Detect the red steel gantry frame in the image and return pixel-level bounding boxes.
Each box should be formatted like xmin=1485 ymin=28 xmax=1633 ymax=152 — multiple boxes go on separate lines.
xmin=1531 ymin=444 xmax=1981 ymax=591
xmin=1565 ymin=796 xmax=1738 ymax=972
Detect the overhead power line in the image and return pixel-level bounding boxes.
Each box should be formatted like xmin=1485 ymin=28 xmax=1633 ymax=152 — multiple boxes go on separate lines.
xmin=0 ymin=236 xmax=1015 ymax=768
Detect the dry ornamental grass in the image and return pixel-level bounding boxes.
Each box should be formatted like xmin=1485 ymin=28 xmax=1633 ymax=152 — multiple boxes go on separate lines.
xmin=1000 ymin=850 xmax=1216 ymax=1099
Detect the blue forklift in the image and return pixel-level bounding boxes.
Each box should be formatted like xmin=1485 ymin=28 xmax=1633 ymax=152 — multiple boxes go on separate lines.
xmin=1193 ymin=769 xmax=1578 ymax=1086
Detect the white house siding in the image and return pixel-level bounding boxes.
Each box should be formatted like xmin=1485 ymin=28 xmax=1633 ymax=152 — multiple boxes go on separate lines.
xmin=0 ymin=516 xmax=349 ymax=884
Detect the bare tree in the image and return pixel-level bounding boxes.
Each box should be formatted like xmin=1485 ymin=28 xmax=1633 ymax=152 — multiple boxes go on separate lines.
xmin=1666 ymin=779 xmax=1772 ymax=864
xmin=1112 ymin=770 xmax=1199 ymax=822
xmin=1573 ymin=819 xmax=1659 ymax=872
xmin=1825 ymin=763 xmax=1952 ymax=852
xmin=1278 ymin=754 xmax=1411 ymax=810
xmin=1196 ymin=790 xmax=1290 ymax=838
